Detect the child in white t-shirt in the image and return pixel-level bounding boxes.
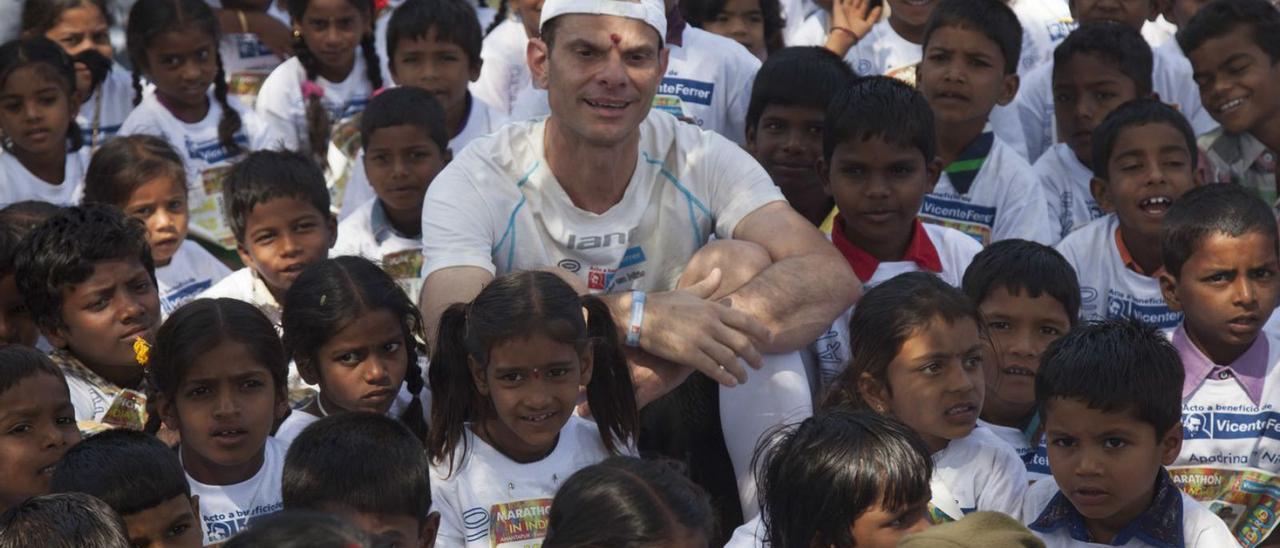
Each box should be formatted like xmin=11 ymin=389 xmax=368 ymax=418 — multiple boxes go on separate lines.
xmin=150 ymin=298 xmax=290 ymax=546
xmin=842 ymin=0 xmax=933 ymax=84
xmin=916 ymin=0 xmax=1054 ymax=245
xmin=1160 ymin=184 xmax=1280 ymax=546
xmin=657 ymin=22 xmax=761 ymax=145
xmin=0 ymin=346 xmax=81 ymax=515
xmin=809 ymin=76 xmax=981 ymax=387
xmin=1037 ymin=22 xmax=1154 ymax=240
xmin=823 ymin=273 xmax=1030 ymax=521
xmin=81 ymin=135 xmax=231 ymax=318
xmin=1020 ymin=319 xmax=1236 ymax=547
xmin=681 ymin=0 xmax=785 ymax=60
xmin=963 ymin=240 xmax=1079 ymax=482
xmin=335 ymin=89 xmax=448 ymax=301
xmin=471 ymin=0 xmax=542 ymax=115
xmin=427 ymin=271 xmax=639 ymax=548
xmin=213 ymin=0 xmax=290 ymax=109
xmin=1056 ymin=99 xmax=1200 ymax=329
xmin=0 ymin=38 xmax=89 ymax=208
xmin=120 ymin=0 xmax=284 ymax=251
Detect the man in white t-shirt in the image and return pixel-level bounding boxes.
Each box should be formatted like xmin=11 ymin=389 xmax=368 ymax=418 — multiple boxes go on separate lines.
xmin=419 ymin=0 xmax=859 ymax=520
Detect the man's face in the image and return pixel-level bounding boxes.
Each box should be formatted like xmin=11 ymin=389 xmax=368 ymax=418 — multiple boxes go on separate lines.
xmin=529 ymin=14 xmax=669 ymax=147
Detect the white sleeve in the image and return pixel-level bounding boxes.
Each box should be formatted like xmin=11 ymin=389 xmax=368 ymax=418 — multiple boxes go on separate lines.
xmin=116 ymin=103 xmax=161 ymax=138
xmin=1034 ymin=155 xmax=1068 ymax=242
xmin=695 ymin=133 xmax=786 ymax=240
xmin=430 ymin=480 xmax=467 ymax=548
xmin=420 ymin=158 xmax=500 ymax=278
xmin=472 ymin=40 xmax=516 ymax=114
xmin=254 ymin=67 xmax=302 ymax=151
xmin=991 ymin=155 xmax=1055 ymax=245
xmin=1012 ymin=64 xmax=1055 ymax=163
xmin=977 ymin=442 xmax=1030 ymax=516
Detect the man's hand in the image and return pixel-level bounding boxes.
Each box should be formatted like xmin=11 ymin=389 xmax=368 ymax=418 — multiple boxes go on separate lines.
xmin=639 ymin=269 xmax=771 ymax=387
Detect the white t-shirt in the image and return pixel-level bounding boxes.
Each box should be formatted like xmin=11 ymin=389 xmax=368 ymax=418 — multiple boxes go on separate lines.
xmin=375 ymin=0 xmax=497 ymax=86
xmin=273 ymin=409 xmax=320 ymax=446
xmin=656 ymin=27 xmax=760 ymax=145
xmin=810 ymin=223 xmax=980 ymax=387
xmin=780 ymin=0 xmax=820 ymax=46
xmin=157 ymin=240 xmax=232 ymax=318
xmin=78 ymin=65 xmax=136 ymax=147
xmin=199 ymin=267 xmax=281 ymax=326
xmin=0 ymin=147 xmax=87 ymax=207
xmin=471 ymin=18 xmax=531 ymax=115
xmin=430 ymin=415 xmax=615 ymax=548
xmin=333 ymin=198 xmax=425 ymax=303
xmin=1178 ymin=328 xmax=1280 ymax=472
xmin=843 ymin=20 xmax=921 ymax=85
xmin=118 ymin=89 xmax=283 ymax=249
xmin=255 ymin=54 xmax=372 ymax=156
xmin=1019 ymin=474 xmax=1236 ymax=547
xmin=978 ymin=419 xmax=1051 ymax=483
xmin=1011 ymin=41 xmax=1218 ymax=163
xmin=1037 ymin=142 xmax=1102 ymax=240
xmin=337 ymin=94 xmax=506 ymax=219
xmin=1008 ymin=0 xmax=1075 ymax=76
xmin=787 ymin=10 xmax=829 ymax=48
xmin=931 ymin=425 xmax=1029 ymax=520
xmin=1055 ymin=214 xmax=1182 ymax=329
xmin=420 ymin=109 xmax=784 ymax=292
xmin=220 ymin=35 xmax=284 ymax=110
xmin=920 ymin=133 xmax=1055 ymax=246
xmin=187 ymin=436 xmax=286 ymax=545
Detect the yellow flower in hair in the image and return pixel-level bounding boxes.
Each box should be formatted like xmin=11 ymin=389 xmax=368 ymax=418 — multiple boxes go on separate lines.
xmin=133 ymin=336 xmax=151 ymax=367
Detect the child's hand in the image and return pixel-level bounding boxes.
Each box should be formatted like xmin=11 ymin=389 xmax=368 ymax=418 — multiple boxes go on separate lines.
xmin=826 ymin=0 xmax=883 ymax=57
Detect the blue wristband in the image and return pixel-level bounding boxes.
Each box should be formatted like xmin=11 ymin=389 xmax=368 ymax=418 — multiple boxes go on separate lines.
xmin=626 ymin=290 xmax=646 ymax=347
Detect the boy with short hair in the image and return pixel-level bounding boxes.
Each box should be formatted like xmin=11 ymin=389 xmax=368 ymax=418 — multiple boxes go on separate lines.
xmin=744 ymin=46 xmax=855 ymax=228
xmin=283 ymin=413 xmax=439 ymax=547
xmin=1021 ymin=318 xmax=1236 ymax=546
xmin=13 ymin=204 xmax=161 ymax=433
xmin=0 ymin=223 xmax=39 ymax=348
xmin=0 ymin=492 xmax=131 ymax=548
xmin=1055 ymin=99 xmax=1200 ymax=329
xmin=1037 ymin=22 xmax=1155 ymax=240
xmin=341 ymin=0 xmax=505 ymax=219
xmin=50 ymin=429 xmax=201 ymax=548
xmin=1180 ymin=0 xmax=1280 ymax=205
xmin=962 ymin=239 xmax=1079 ymax=481
xmin=334 ymin=87 xmax=452 ymax=302
xmin=1013 ymin=0 xmax=1217 ymax=163
xmin=810 ymin=75 xmax=982 ymax=387
xmin=915 ymin=0 xmax=1055 ymax=246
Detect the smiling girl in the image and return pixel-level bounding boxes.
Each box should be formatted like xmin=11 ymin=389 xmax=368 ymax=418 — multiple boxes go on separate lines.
xmin=0 ymin=37 xmax=88 ymax=207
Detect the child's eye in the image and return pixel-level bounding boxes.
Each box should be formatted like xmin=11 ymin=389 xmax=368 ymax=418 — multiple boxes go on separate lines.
xmin=166 ymin=523 xmax=191 ymax=538
xmin=963 ymin=356 xmax=982 ymax=369
xmin=382 ymin=341 xmax=402 ymax=354
xmin=240 ymin=379 xmax=264 ymax=390
xmin=1094 ymin=91 xmax=1116 ymax=102
xmin=88 ymin=296 xmax=110 ymax=311
xmin=336 ymin=351 xmax=361 ymax=364
xmin=1251 ymin=268 xmax=1276 ymax=280
xmin=55 ymin=416 xmax=75 ymax=427
xmin=1050 ymin=436 xmax=1077 ymax=448
xmin=920 ymin=362 xmax=942 ymax=374
xmin=498 ymin=372 xmax=525 ymax=382
xmin=547 ymin=366 xmax=571 ymax=379
xmin=1227 ymin=61 xmax=1249 ymax=75
xmin=186 ymin=386 xmax=210 ymax=398
xmin=1053 ymin=92 xmax=1074 ymax=104
xmin=7 ymin=423 xmax=31 ymax=434
xmin=1038 ymin=325 xmax=1062 ymax=336
xmin=988 ymin=321 xmax=1010 ymax=331
xmin=196 ymin=49 xmax=211 ymax=62
xmin=1103 ymin=437 xmax=1127 ymax=449
xmin=167 ymin=200 xmax=185 ymax=212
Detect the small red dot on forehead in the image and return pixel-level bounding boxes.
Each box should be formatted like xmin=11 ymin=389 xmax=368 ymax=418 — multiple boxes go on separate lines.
xmin=610 ymin=33 xmax=622 ymax=44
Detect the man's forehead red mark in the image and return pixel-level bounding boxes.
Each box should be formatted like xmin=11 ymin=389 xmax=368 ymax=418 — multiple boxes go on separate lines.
xmin=610 ymin=33 xmax=622 ymax=44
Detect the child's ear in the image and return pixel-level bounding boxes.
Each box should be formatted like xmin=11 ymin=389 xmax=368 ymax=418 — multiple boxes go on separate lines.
xmin=325 ymin=214 xmax=338 ymax=249
xmin=925 ymin=156 xmax=944 ymax=193
xmin=469 ymin=59 xmax=482 ymax=82
xmin=1158 ymin=421 xmax=1184 ymax=465
xmin=528 ymin=39 xmax=551 ymax=90
xmin=188 ymin=495 xmax=200 ymax=520
xmin=857 ymin=371 xmax=891 ymax=413
xmin=296 ymin=358 xmax=320 ymax=385
xmin=157 ymin=393 xmax=180 ymax=432
xmin=817 ymin=157 xmax=832 ymax=196
xmin=1159 ymin=272 xmax=1183 ymax=312
xmin=578 ymin=346 xmax=594 ymax=388
xmin=274 ymin=387 xmax=290 ymax=422
xmin=468 ymin=357 xmax=490 ymax=397
xmin=745 ymin=125 xmax=757 ymax=153
xmin=235 ymin=242 xmax=255 ymax=271
xmin=1090 ymin=177 xmax=1115 ymax=213
xmin=44 ymin=324 xmax=70 ymax=350
xmin=443 ymin=147 xmax=453 ymax=166
xmin=997 ymin=73 xmax=1020 ymax=107
xmin=420 ymin=511 xmax=441 ymax=548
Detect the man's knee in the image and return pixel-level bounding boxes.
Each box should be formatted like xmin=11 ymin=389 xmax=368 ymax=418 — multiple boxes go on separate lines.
xmin=678 ymin=240 xmax=773 ymax=298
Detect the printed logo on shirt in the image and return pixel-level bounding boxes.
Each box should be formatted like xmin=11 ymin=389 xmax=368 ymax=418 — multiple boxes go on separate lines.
xmin=653 ymin=96 xmax=684 ymax=118
xmin=657 ymin=78 xmax=715 ymax=106
xmin=856 ymin=59 xmax=874 ymax=75
xmin=587 ymin=266 xmax=615 ymax=291
xmin=161 ymin=278 xmax=214 ymax=316
xmin=566 ymin=227 xmax=638 ymax=250
xmin=233 ymin=34 xmax=275 ymax=59
xmin=919 ymin=195 xmax=996 ymax=245
xmin=1181 ymin=410 xmax=1280 ymax=443
xmin=490 ymin=498 xmax=552 ymax=547
xmin=1104 ymin=289 xmax=1182 ymax=328
xmin=196 ymin=165 xmax=237 ymax=248
xmin=185 ymin=134 xmax=249 ymax=164
xmin=1047 ymin=19 xmax=1077 ymax=41
xmin=203 ymin=502 xmax=284 ymax=544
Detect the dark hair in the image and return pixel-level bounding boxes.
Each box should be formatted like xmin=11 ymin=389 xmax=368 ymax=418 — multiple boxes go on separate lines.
xmin=0 ymin=225 xmax=22 ymax=279
xmin=1161 ymin=183 xmax=1280 ymax=279
xmin=286 ymin=0 xmax=383 ymax=164
xmin=222 ymin=511 xmax=375 ymax=548
xmin=1090 ymin=98 xmax=1198 ymax=179
xmin=962 ymin=239 xmax=1082 ymax=323
xmin=823 ymin=272 xmax=980 ymax=410
xmin=0 ymin=37 xmax=84 ymax=152
xmin=360 ymin=86 xmax=449 ymax=153
xmin=1178 ymin=0 xmax=1280 ymax=63
xmin=0 ymin=201 xmax=62 ymax=234
xmin=387 ymin=0 xmax=482 ymax=71
xmin=21 ymin=0 xmax=114 ymax=35
xmin=0 ymin=345 xmax=67 ymax=397
xmin=83 ymin=135 xmax=188 ymax=207
xmin=1052 ymin=22 xmax=1153 ymax=97
xmin=283 ymin=412 xmax=431 ymax=523
xmin=13 ymin=204 xmax=155 ymax=332
xmin=543 ymin=457 xmax=712 ymax=547
xmin=429 ymin=271 xmax=638 ymax=470
xmin=824 ymin=76 xmax=936 ymax=163
xmin=126 ymin=0 xmax=243 ymax=156
xmin=149 ymin=298 xmax=288 ymax=401
xmin=1037 ymin=318 xmax=1184 ymax=436
xmin=50 ymin=429 xmax=189 ymax=517
xmin=745 ymin=47 xmax=855 ymax=139
xmin=0 ymin=493 xmax=129 ymax=548
xmin=281 ymin=256 xmax=427 ymax=441
xmin=223 ymin=149 xmax=331 ymax=244
xmin=756 ymin=410 xmax=933 ymax=548
xmin=921 ymin=0 xmax=1022 ymax=74
xmin=681 ymin=0 xmax=784 ymax=54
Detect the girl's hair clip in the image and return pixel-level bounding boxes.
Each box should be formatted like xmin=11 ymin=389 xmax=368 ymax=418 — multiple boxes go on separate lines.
xmin=371 ymin=86 xmax=388 ymax=98
xmin=301 ymin=80 xmax=326 ymax=101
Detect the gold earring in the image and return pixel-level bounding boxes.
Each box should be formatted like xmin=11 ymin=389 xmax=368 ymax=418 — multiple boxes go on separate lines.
xmin=293 ymin=29 xmax=301 ymax=39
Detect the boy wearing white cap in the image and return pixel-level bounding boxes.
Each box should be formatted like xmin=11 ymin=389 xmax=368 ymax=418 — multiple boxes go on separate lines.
xmin=419 ymin=0 xmax=859 ymax=525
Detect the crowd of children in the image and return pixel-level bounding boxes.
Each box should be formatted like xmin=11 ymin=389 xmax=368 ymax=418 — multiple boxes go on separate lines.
xmin=0 ymin=0 xmax=1279 ymax=545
